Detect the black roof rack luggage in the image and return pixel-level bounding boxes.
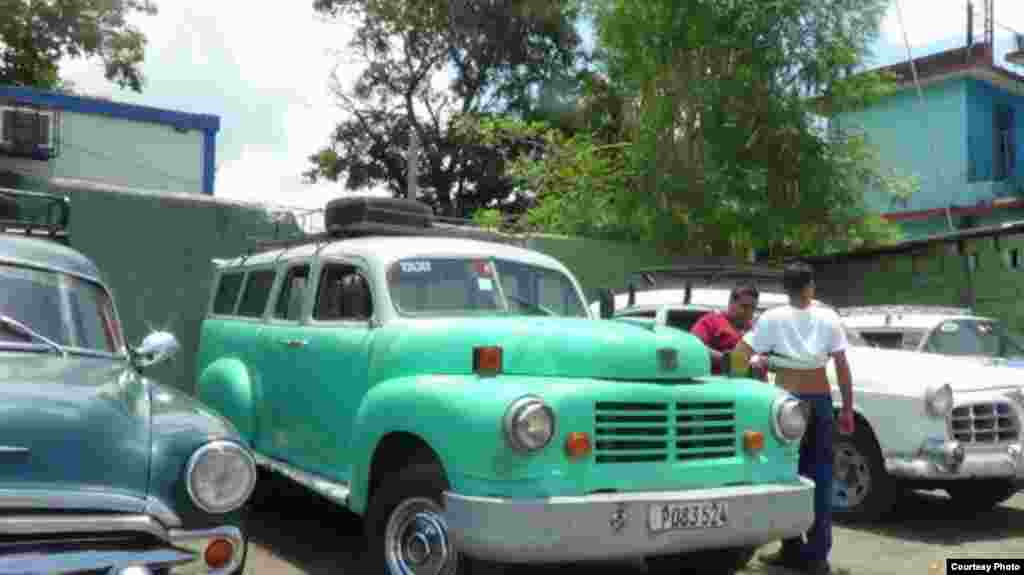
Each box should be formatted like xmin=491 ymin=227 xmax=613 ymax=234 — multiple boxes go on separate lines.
xmin=0 ymin=187 xmax=70 ymax=245
xmin=247 ymin=197 xmax=520 ymax=254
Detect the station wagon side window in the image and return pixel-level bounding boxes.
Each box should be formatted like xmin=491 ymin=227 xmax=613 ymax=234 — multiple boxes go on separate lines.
xmin=212 ymin=271 xmax=245 ymax=315
xmin=236 ymin=269 xmax=276 ymax=318
xmin=314 ymin=263 xmax=374 ymax=321
xmin=274 ymin=264 xmax=311 ymax=321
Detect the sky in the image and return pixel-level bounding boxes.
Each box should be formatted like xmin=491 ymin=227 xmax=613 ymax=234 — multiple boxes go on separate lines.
xmin=57 ymin=0 xmax=1024 ymax=214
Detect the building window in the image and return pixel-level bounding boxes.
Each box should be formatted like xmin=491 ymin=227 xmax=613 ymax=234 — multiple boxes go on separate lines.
xmin=995 ymin=104 xmax=1016 ymax=181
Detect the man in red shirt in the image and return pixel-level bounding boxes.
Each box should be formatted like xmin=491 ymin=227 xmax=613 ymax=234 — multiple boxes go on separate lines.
xmin=690 ymin=283 xmax=759 ymax=374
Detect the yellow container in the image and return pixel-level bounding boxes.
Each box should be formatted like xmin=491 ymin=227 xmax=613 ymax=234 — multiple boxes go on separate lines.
xmin=729 ymin=346 xmax=750 ymax=377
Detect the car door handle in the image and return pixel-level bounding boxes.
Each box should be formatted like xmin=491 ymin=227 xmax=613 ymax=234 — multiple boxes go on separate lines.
xmin=280 ymin=339 xmax=308 ymax=348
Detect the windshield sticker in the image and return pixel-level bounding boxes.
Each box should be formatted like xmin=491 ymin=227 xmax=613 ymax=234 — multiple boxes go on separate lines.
xmin=472 ymin=260 xmax=493 ymax=277
xmin=940 ymin=322 xmax=960 ymax=333
xmin=477 ymin=277 xmax=494 ymax=291
xmin=400 ymin=261 xmax=431 ymax=273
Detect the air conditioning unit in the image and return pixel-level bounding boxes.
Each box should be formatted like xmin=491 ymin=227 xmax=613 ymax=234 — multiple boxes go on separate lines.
xmin=0 ymin=106 xmax=57 ymax=160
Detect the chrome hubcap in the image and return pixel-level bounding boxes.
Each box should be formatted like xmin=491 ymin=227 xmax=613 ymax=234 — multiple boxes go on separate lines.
xmin=385 ymin=497 xmax=456 ymax=575
xmin=833 ymin=441 xmax=872 ymax=509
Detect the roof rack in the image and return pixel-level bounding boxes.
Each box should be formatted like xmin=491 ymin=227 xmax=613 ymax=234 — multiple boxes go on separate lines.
xmin=838 ymin=305 xmax=976 ymax=318
xmin=616 ymin=264 xmax=786 ymax=307
xmin=0 ymin=187 xmax=70 ymax=245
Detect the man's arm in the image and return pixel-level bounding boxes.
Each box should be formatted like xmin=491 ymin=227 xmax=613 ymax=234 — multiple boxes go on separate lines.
xmin=832 ymin=349 xmax=853 ymax=410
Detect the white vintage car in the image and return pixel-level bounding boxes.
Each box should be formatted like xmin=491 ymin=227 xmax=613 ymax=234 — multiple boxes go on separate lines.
xmin=594 ymin=267 xmax=1024 ymax=521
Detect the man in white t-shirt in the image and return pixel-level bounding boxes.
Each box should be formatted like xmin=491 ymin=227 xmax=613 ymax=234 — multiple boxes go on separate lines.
xmin=733 ymin=262 xmax=854 ymax=575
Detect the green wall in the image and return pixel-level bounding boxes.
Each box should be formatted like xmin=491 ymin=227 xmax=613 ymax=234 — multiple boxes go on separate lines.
xmin=11 ymin=175 xmax=301 ymax=393
xmin=812 ymin=230 xmax=1024 ymax=332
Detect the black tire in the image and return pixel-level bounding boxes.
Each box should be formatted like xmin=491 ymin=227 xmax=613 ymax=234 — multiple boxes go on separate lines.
xmin=363 ymin=464 xmax=504 ymax=574
xmin=945 ymin=479 xmax=1020 ymax=510
xmin=646 ymin=546 xmax=756 ymax=575
xmin=831 ymin=422 xmax=894 ymax=522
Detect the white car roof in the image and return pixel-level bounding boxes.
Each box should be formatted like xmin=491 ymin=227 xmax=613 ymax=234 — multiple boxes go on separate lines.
xmin=214 ymin=236 xmax=573 ymax=277
xmin=589 ymin=287 xmax=790 ymax=316
xmin=841 ymin=312 xmax=995 ymax=331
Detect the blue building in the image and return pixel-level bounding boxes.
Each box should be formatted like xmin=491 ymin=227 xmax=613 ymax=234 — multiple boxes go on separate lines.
xmin=834 ymin=43 xmax=1024 ymax=240
xmin=0 ymin=85 xmax=220 ymax=195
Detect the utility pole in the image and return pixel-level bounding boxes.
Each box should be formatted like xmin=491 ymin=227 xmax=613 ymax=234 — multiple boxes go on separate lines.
xmin=407 ymin=128 xmax=419 ymax=199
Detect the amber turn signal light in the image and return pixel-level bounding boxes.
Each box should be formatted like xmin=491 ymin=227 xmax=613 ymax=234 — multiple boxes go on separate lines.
xmin=473 ymin=346 xmax=503 ymax=375
xmin=205 ymin=538 xmax=234 ymax=569
xmin=743 ymin=430 xmax=765 ymax=452
xmin=566 ymin=432 xmax=592 ymax=458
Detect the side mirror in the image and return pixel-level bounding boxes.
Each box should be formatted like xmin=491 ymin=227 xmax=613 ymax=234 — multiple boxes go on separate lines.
xmin=132 ymin=331 xmax=180 ymax=369
xmin=598 ymin=288 xmax=615 ymax=319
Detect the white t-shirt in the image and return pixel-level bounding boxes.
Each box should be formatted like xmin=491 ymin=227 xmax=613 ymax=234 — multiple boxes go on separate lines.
xmin=742 ymin=302 xmax=848 ymax=369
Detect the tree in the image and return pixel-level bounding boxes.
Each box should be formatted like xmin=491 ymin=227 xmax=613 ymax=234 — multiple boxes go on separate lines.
xmin=575 ymin=0 xmax=910 ymax=258
xmin=0 ymin=0 xmax=158 ymax=92
xmin=304 ymin=0 xmax=586 ymax=217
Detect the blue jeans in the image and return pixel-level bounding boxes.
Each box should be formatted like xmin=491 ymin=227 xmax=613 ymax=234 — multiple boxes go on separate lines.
xmin=781 ymin=393 xmax=834 ymax=563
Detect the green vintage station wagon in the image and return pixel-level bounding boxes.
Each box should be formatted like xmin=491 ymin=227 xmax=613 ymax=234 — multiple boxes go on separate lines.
xmin=196 ymin=198 xmax=814 ymax=574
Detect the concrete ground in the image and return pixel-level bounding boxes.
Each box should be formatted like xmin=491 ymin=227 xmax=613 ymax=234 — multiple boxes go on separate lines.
xmin=244 ymin=474 xmax=1024 ymax=574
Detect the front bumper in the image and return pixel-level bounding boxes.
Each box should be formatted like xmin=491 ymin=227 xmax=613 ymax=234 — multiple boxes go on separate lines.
xmin=443 ymin=477 xmax=815 ymax=564
xmin=886 ymin=440 xmax=1024 ymax=480
xmin=0 ymin=514 xmax=245 ymax=574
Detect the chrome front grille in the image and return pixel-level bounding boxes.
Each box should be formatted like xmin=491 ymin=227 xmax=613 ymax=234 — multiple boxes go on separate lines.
xmin=949 ymin=402 xmax=1020 ymax=444
xmin=593 ymin=401 xmax=737 ymax=464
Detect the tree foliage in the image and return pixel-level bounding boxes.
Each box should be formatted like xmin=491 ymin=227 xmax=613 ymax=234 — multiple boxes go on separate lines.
xmin=540 ymin=0 xmax=911 ymax=257
xmin=305 ymin=0 xmax=586 ymax=216
xmin=0 ymin=0 xmax=158 ymax=92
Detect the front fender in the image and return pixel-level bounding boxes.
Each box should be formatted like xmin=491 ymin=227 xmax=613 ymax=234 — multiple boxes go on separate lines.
xmin=147 ymin=382 xmax=248 ymax=530
xmin=830 ymin=388 xmax=945 ymax=456
xmin=347 ymin=375 xmax=580 ymax=515
xmin=196 ymin=357 xmax=258 ymax=444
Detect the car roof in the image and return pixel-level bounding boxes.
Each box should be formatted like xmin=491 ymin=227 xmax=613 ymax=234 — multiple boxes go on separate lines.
xmin=839 ymin=306 xmax=994 ymax=330
xmin=214 ymin=235 xmax=575 ymax=277
xmin=0 ymin=234 xmax=102 ymax=283
xmin=593 ymin=287 xmax=790 ymax=316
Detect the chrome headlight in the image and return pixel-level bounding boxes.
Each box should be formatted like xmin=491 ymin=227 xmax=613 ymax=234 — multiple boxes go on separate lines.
xmin=925 ymin=383 xmax=954 ymax=418
xmin=772 ymin=395 xmax=808 ymax=442
xmin=503 ymin=396 xmax=555 ymax=452
xmin=186 ymin=440 xmax=258 ymax=514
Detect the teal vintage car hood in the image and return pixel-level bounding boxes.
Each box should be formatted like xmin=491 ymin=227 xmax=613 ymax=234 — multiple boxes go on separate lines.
xmin=0 ymin=353 xmax=151 ymax=506
xmin=372 ymin=316 xmax=710 ymax=381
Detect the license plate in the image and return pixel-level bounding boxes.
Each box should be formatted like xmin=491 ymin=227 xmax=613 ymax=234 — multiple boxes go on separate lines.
xmin=648 ymin=501 xmax=729 ymax=532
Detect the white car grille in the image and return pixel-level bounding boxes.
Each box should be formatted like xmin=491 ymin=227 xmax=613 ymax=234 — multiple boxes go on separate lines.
xmin=949 ymin=401 xmax=1020 ymax=444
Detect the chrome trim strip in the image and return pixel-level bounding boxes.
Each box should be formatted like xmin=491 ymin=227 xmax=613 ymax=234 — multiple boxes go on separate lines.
xmin=0 ymin=547 xmax=194 ymax=575
xmin=186 ymin=440 xmax=258 ymax=514
xmin=146 ymin=495 xmax=184 ymax=528
xmin=0 ymin=489 xmax=148 ymax=514
xmin=0 ymin=514 xmax=169 ymax=540
xmin=0 ymin=446 xmax=29 ymax=454
xmin=254 ymin=452 xmax=351 ymax=506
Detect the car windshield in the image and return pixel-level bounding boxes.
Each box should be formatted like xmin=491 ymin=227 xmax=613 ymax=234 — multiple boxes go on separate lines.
xmin=387 ymin=257 xmax=588 ymax=318
xmin=0 ymin=263 xmax=124 ymax=354
xmin=923 ymin=319 xmax=1024 ymax=359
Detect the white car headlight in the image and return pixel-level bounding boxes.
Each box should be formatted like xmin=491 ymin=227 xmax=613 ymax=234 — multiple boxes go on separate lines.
xmin=186 ymin=440 xmax=258 ymax=514
xmin=503 ymin=396 xmax=555 ymax=452
xmin=925 ymin=383 xmax=954 ymax=418
xmin=772 ymin=396 xmax=808 ymax=442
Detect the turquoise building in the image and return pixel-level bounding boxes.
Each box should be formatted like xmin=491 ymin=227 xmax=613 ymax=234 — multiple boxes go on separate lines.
xmin=834 ymin=43 xmax=1024 ymax=240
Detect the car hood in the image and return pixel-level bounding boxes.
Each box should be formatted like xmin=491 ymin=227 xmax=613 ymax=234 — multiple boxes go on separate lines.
xmin=0 ymin=353 xmax=151 ymax=507
xmin=371 ymin=316 xmax=711 ymax=381
xmin=840 ymin=346 xmax=1024 ymax=394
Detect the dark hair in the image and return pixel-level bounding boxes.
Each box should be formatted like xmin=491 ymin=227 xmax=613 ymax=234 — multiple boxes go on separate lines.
xmin=730 ymin=283 xmax=759 ymax=302
xmin=782 ymin=262 xmax=814 ymax=294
